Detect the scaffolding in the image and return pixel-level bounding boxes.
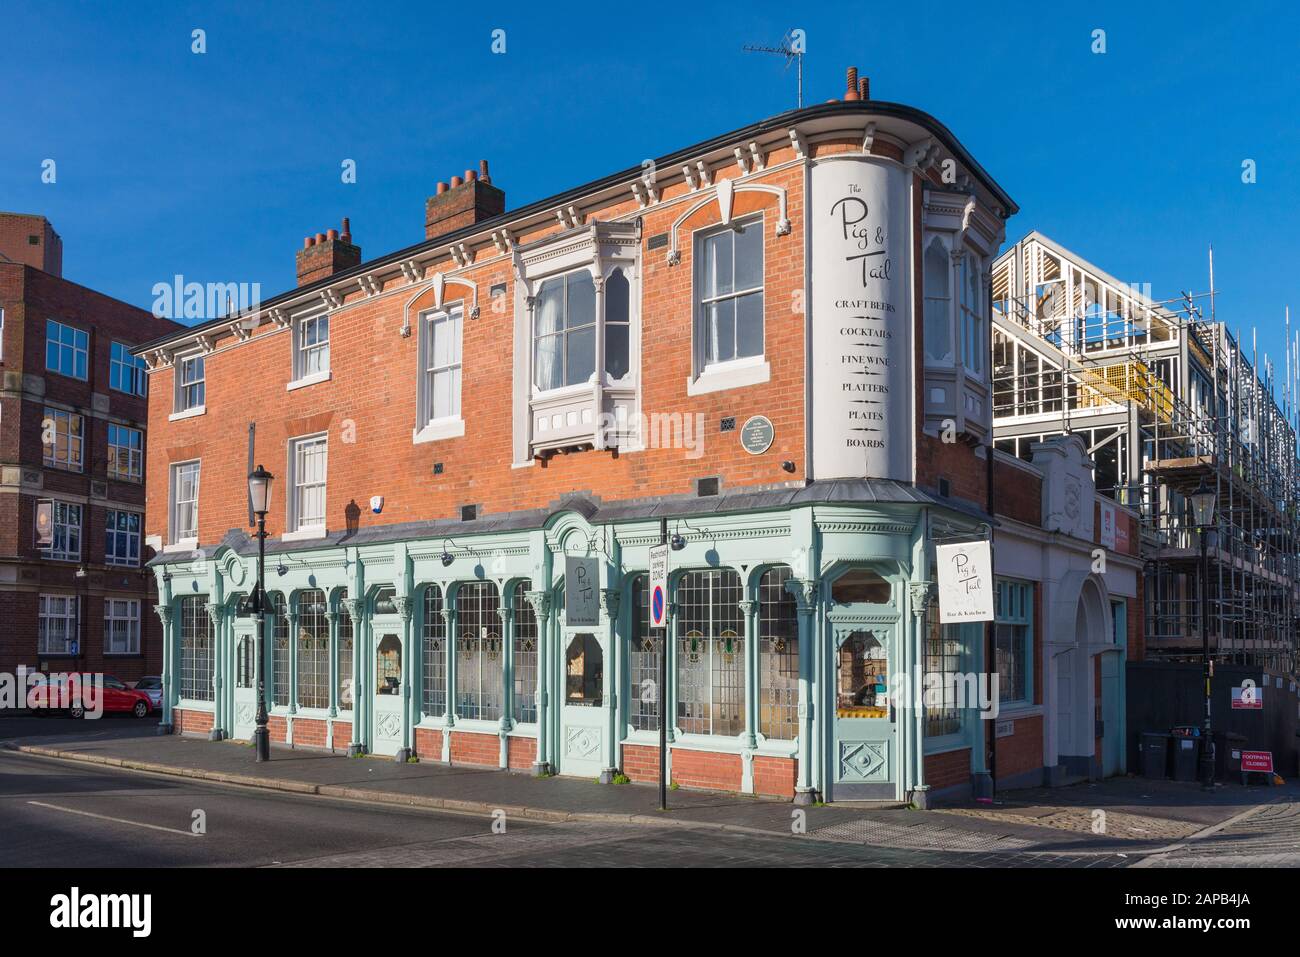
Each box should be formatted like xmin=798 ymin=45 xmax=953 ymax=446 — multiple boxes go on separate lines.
xmin=991 ymin=232 xmax=1300 ymax=675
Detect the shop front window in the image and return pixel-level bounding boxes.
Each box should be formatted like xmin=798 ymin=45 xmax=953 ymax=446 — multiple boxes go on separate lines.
xmin=376 ymin=634 xmax=401 ymax=695
xmin=837 ymin=631 xmax=889 ymax=719
xmin=565 ymin=634 xmax=603 ymax=706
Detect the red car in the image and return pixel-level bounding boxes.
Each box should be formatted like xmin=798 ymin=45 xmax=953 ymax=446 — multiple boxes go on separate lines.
xmin=29 ymin=673 xmax=153 ymax=719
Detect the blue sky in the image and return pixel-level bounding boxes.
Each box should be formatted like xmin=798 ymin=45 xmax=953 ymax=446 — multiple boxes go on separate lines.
xmin=3 ymin=0 xmax=1297 ymax=385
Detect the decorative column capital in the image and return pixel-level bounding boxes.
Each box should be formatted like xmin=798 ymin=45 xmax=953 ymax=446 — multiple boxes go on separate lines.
xmin=524 ymin=590 xmax=551 ymax=620
xmin=204 ymin=602 xmax=224 ymax=627
xmin=907 ymin=581 xmax=935 ymax=617
xmin=393 ymin=596 xmax=413 ymax=623
xmin=438 ymin=607 xmax=454 ymax=625
xmin=737 ymin=598 xmax=758 ymax=616
xmin=784 ymin=578 xmax=820 ymax=614
xmin=153 ymin=604 xmax=173 ymax=627
xmin=343 ymin=598 xmax=364 ymax=625
xmin=599 ymin=588 xmax=621 ymax=619
xmin=497 ymin=605 xmax=515 ymax=626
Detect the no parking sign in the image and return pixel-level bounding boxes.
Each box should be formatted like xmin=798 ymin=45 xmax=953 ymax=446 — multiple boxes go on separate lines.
xmin=649 ymin=544 xmax=668 ymax=629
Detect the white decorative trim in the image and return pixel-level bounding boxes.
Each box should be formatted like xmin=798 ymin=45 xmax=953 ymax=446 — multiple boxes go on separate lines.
xmin=286 ymin=370 xmax=331 ymax=392
xmin=686 ymin=357 xmax=770 ymax=396
xmin=665 ymin=178 xmax=790 ymax=265
xmin=321 ymin=289 xmax=343 ymax=310
xmin=168 ymin=406 xmax=205 ymax=422
xmin=163 ymin=537 xmax=198 ymax=553
xmin=862 ymin=121 xmax=877 ymax=153
xmin=412 ymin=417 xmax=466 ymax=444
xmin=358 ymin=274 xmax=382 ymax=296
xmin=282 ymin=526 xmax=327 ymax=542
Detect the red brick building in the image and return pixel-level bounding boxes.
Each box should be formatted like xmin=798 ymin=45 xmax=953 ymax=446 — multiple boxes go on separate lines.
xmin=0 ymin=212 xmax=181 ymax=683
xmin=135 ymin=71 xmax=1142 ymax=802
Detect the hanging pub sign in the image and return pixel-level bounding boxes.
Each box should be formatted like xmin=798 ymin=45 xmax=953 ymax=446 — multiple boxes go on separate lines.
xmin=808 ymin=155 xmax=913 ymax=482
xmin=564 ymin=555 xmax=600 ymax=626
xmin=936 ymin=540 xmax=994 ymax=623
xmin=35 ymin=501 xmax=54 ymax=546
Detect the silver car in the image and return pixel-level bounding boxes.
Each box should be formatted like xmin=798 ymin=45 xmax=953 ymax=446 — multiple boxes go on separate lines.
xmin=132 ymin=675 xmax=163 ymax=711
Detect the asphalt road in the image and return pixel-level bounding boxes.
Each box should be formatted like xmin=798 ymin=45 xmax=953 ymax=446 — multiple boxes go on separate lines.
xmin=0 ymin=748 xmax=1123 ymax=868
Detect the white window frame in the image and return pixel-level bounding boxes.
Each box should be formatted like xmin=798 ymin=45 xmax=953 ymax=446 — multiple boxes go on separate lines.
xmin=105 ymin=509 xmax=142 ymax=567
xmin=0 ymin=307 xmax=5 ymax=361
xmin=42 ymin=407 xmax=84 ymax=472
xmin=107 ymin=422 xmax=144 ymax=481
xmin=289 ymin=314 xmax=331 ymax=390
xmin=172 ymin=352 xmax=206 ymax=418
xmin=38 ymin=594 xmax=79 ymax=655
xmin=168 ymin=460 xmax=200 ymax=548
xmin=688 ymin=215 xmax=769 ymax=395
xmin=104 ymin=598 xmax=142 ymax=655
xmin=923 ymin=235 xmax=955 ymax=366
xmin=413 ymin=306 xmax=465 ymax=443
xmin=45 ymin=319 xmax=88 ymax=380
xmin=285 ymin=434 xmax=327 ymax=540
xmin=38 ymin=500 xmax=82 ymax=562
xmin=109 ymin=341 xmax=148 ymax=397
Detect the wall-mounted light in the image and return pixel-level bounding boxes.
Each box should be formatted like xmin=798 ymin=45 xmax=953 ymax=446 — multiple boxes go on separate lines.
xmin=276 ymin=563 xmax=288 ymax=577
xmin=670 ymin=533 xmax=687 ymax=552
xmin=440 ymin=538 xmax=455 ymax=566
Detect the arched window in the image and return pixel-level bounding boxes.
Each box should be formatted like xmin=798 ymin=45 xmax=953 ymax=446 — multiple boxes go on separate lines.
xmin=456 ymin=582 xmax=502 ymax=721
xmin=269 ymin=592 xmax=289 ymax=706
xmin=675 ymin=569 xmax=744 ymax=736
xmin=629 ymin=575 xmax=660 ymax=732
xmin=758 ymin=566 xmax=798 ymax=741
xmin=923 ymin=237 xmax=952 ymax=364
xmin=337 ymin=589 xmax=353 ymax=711
xmin=604 ymin=268 xmax=631 ymax=380
xmin=179 ymin=596 xmax=213 ymax=701
xmin=513 ymin=581 xmax=538 ymax=723
xmin=296 ymin=589 xmax=329 ymax=710
xmin=422 ymin=585 xmax=446 ymax=718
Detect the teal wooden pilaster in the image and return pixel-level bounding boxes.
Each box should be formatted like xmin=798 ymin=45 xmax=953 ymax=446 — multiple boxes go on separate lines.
xmin=524 ymin=590 xmax=551 ymax=774
xmin=343 ymin=598 xmax=364 ymax=755
xmin=204 ymin=602 xmax=225 ymax=739
xmin=442 ymin=604 xmax=457 ymax=728
xmin=599 ymin=586 xmax=621 ymax=782
xmin=907 ymin=581 xmax=934 ymax=801
xmin=664 ymin=599 xmax=677 ymax=744
xmin=153 ymin=602 xmax=174 ymax=730
xmin=787 ymin=578 xmax=818 ymax=804
xmin=739 ymin=597 xmax=758 ymax=751
xmin=325 ymin=608 xmax=339 ymax=719
xmin=394 ymin=595 xmax=414 ymax=761
xmin=499 ymin=602 xmax=515 ymax=734
xmin=287 ymin=604 xmax=299 ymax=716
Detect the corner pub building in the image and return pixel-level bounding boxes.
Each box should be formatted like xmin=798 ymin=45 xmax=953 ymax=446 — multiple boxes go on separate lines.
xmin=137 ymin=69 xmax=1058 ymax=805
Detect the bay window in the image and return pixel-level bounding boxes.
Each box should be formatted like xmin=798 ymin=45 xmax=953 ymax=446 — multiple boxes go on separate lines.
xmin=533 ymin=269 xmax=596 ymax=391
xmin=960 ymin=252 xmax=984 ymax=377
xmin=923 ymin=237 xmax=953 ymax=364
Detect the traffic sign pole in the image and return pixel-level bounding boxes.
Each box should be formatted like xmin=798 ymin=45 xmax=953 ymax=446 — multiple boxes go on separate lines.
xmin=655 ymin=519 xmax=668 ymax=811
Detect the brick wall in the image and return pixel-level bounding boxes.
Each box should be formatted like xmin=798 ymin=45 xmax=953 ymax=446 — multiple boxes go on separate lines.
xmin=268 ymin=714 xmax=288 ymax=743
xmin=292 ymin=716 xmax=328 ymax=749
xmin=924 ymin=747 xmax=970 ymax=790
xmin=666 ymin=748 xmax=742 ymax=793
xmin=506 ymin=735 xmax=536 ymax=770
xmin=621 ymin=743 xmax=663 ymax=785
xmin=449 ymin=729 xmax=499 ymax=767
xmin=413 ymin=726 xmax=443 ymax=758
xmin=172 ymin=707 xmax=213 ymax=735
xmin=994 ymin=714 xmax=1043 ymax=782
xmin=752 ymin=755 xmax=797 ymax=798
xmin=992 ymin=453 xmax=1042 ymax=526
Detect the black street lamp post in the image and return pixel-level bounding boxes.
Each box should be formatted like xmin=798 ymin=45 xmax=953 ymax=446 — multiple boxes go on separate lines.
xmin=249 ymin=464 xmax=274 ymax=763
xmin=1189 ymin=478 xmax=1217 ymax=790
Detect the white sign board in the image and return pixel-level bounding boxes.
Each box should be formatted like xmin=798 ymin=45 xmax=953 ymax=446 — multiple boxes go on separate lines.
xmin=648 ymin=544 xmax=669 ymax=629
xmin=936 ymin=540 xmax=995 ymax=623
xmin=809 ymin=157 xmax=912 ymax=481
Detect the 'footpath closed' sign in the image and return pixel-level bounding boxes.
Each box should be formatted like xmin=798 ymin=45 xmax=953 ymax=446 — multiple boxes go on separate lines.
xmin=1241 ymin=751 xmax=1273 ymax=773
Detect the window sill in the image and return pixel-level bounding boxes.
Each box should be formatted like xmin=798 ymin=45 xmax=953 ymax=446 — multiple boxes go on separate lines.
xmin=169 ymin=406 xmax=205 ymax=422
xmin=163 ymin=538 xmax=198 ymax=553
xmin=686 ymin=357 xmax=770 ymax=396
xmin=282 ymin=526 xmax=327 ymax=542
xmin=286 ymin=370 xmax=331 ymax=392
xmin=412 ymin=417 xmax=466 ymax=444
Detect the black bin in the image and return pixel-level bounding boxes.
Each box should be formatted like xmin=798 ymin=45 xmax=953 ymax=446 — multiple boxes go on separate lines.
xmin=1139 ymin=732 xmax=1170 ymax=779
xmin=1215 ymin=731 xmax=1246 ymax=780
xmin=1170 ymin=733 xmax=1200 ymax=781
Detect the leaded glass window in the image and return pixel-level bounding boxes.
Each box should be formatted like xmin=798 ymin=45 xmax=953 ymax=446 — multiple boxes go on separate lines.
xmin=180 ymin=597 xmax=213 ymax=701
xmin=512 ymin=581 xmax=538 ymax=724
xmin=629 ymin=575 xmax=660 ymax=732
xmin=337 ymin=589 xmax=353 ymax=710
xmin=675 ymin=569 xmax=744 ymax=737
xmin=296 ymin=589 xmax=329 ymax=710
xmin=455 ymin=581 xmax=502 ymax=721
xmin=422 ymin=585 xmax=446 ymax=718
xmin=758 ymin=566 xmax=799 ymax=741
xmin=924 ymin=602 xmax=963 ymax=737
xmin=270 ymin=592 xmax=289 ymax=707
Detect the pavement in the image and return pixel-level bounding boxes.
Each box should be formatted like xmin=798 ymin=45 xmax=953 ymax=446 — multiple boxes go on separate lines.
xmin=1 ymin=713 xmax=1294 ymax=864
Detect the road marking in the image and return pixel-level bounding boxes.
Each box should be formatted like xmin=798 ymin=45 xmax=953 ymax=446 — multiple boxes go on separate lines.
xmin=27 ymin=801 xmax=200 ymax=837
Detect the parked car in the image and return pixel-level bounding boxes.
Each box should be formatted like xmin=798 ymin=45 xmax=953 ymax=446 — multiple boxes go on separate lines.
xmin=132 ymin=675 xmax=163 ymax=711
xmin=29 ymin=672 xmax=153 ymax=719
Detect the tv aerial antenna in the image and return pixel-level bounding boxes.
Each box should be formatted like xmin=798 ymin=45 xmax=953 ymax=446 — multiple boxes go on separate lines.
xmin=743 ymin=31 xmax=805 ymax=108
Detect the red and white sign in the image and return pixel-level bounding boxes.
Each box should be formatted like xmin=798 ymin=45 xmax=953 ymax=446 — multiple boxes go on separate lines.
xmin=1099 ymin=502 xmax=1117 ymax=550
xmin=1241 ymin=750 xmax=1274 ymax=773
xmin=1231 ymin=681 xmax=1264 ymax=710
xmin=648 ymin=544 xmax=668 ymax=629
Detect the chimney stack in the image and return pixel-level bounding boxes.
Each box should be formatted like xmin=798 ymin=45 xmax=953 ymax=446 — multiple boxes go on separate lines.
xmin=296 ymin=218 xmax=361 ymax=287
xmin=425 ymin=159 xmax=505 ymax=241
